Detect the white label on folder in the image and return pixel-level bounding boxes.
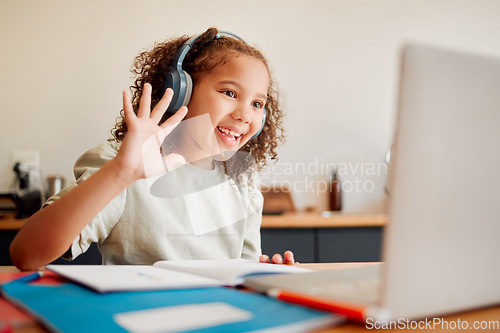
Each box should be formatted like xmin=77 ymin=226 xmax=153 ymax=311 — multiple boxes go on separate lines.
xmin=113 ymin=302 xmax=252 ymax=333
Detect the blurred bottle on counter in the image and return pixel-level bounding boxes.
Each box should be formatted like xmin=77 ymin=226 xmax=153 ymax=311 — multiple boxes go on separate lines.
xmin=47 ymin=175 xmax=65 ymax=197
xmin=329 ymin=169 xmax=342 ymax=211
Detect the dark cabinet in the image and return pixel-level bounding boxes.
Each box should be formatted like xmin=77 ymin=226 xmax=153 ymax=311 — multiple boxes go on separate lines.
xmin=0 ymin=230 xmax=102 ymax=265
xmin=260 ymin=228 xmax=315 ymax=263
xmin=261 ymin=227 xmax=383 ymax=263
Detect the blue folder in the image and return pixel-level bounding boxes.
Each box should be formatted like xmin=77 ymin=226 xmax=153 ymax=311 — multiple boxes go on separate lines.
xmin=1 ymin=273 xmax=343 ymax=332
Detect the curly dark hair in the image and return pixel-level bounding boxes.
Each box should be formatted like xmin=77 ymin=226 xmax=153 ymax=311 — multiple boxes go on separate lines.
xmin=110 ymin=27 xmax=285 ymax=180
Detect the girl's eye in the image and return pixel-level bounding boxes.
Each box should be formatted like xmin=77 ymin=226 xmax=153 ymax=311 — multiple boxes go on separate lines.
xmin=222 ymin=90 xmax=236 ymax=98
xmin=252 ymin=101 xmax=264 ymax=109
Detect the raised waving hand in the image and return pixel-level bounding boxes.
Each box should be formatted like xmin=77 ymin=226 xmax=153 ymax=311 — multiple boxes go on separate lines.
xmin=115 ymin=83 xmax=188 ymax=181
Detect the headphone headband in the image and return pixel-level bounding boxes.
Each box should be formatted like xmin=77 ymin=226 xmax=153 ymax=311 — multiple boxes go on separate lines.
xmin=173 ymin=31 xmax=246 ymax=67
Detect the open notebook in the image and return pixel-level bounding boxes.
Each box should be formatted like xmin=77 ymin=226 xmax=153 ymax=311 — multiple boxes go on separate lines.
xmin=46 ymin=259 xmax=311 ymax=292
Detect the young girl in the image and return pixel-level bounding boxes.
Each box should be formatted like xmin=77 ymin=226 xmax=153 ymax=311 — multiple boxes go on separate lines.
xmin=10 ymin=27 xmax=294 ymax=270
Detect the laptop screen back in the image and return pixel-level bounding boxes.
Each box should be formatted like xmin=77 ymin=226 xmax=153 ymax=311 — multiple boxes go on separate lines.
xmin=382 ymin=44 xmax=500 ymax=319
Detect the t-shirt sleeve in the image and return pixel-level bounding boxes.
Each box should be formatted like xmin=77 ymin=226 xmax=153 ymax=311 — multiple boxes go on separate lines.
xmin=240 ymin=181 xmax=264 ymax=260
xmin=43 ymin=142 xmax=126 ymax=261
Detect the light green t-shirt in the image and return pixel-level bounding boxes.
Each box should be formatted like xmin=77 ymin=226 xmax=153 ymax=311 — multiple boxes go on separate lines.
xmin=45 ymin=142 xmax=263 ymax=265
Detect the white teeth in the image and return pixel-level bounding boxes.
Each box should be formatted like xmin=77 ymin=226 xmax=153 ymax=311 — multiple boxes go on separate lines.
xmin=218 ymin=127 xmax=242 ymax=140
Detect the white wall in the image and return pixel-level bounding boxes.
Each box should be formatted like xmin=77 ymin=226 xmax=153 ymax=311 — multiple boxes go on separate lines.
xmin=1 ymin=0 xmax=499 ymax=212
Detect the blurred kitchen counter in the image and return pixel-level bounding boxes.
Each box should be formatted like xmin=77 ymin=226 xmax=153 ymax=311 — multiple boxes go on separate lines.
xmin=262 ymin=212 xmax=387 ymax=228
xmin=1 ymin=213 xmax=388 ymax=264
xmin=0 ymin=214 xmax=26 ymax=230
xmin=1 ymin=213 xmax=388 ymax=230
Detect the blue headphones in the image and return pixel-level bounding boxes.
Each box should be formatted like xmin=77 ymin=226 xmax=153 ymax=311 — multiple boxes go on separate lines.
xmin=160 ymin=31 xmax=266 ymax=140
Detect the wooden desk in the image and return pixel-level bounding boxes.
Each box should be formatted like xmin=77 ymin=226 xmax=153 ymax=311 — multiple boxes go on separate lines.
xmin=2 ymin=264 xmax=499 ymax=333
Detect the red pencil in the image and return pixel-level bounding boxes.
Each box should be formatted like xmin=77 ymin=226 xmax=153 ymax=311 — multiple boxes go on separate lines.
xmin=267 ymin=288 xmax=384 ymax=323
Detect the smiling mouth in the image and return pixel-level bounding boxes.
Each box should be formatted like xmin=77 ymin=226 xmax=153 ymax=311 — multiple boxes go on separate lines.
xmin=217 ymin=126 xmax=243 ymax=141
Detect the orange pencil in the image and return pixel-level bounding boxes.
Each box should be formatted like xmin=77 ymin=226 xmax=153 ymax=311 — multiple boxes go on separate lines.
xmin=267 ymin=288 xmax=381 ymax=323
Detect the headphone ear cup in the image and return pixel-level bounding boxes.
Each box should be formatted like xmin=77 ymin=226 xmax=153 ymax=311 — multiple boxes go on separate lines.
xmin=182 ymin=71 xmax=193 ymax=107
xmin=163 ymin=70 xmax=183 ymax=113
xmin=262 ymin=107 xmax=267 ymax=131
xmin=250 ymin=107 xmax=266 ymax=140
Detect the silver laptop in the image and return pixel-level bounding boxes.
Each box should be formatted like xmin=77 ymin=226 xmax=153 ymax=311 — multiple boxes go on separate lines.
xmin=245 ymin=44 xmax=500 ymax=321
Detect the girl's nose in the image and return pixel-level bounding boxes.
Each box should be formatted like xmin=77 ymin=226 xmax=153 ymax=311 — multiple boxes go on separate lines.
xmin=231 ymin=105 xmax=252 ymax=124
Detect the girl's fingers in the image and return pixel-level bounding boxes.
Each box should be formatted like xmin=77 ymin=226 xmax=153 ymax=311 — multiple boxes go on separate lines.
xmin=160 ymin=106 xmax=188 ymax=130
xmin=137 ymin=83 xmax=152 ymax=118
xmin=271 ymin=254 xmax=283 ymax=264
xmin=151 ymin=88 xmax=174 ymax=123
xmin=259 ymin=255 xmax=270 ymax=263
xmin=259 ymin=252 xmax=294 ymax=264
xmin=283 ymin=251 xmax=295 ymax=264
xmin=122 ymin=90 xmax=135 ymax=121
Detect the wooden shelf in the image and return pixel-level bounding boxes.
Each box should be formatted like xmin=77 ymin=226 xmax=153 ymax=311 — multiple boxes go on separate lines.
xmin=0 ymin=215 xmax=26 ymax=230
xmin=261 ymin=212 xmax=387 ymax=228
